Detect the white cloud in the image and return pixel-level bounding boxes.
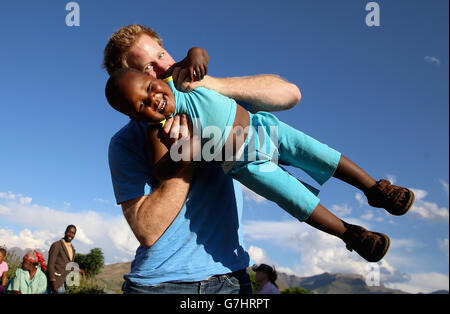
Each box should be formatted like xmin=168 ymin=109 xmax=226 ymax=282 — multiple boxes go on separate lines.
xmin=241 ymin=185 xmax=267 ymax=203
xmin=0 ymin=191 xmax=18 ymax=200
xmin=0 ymin=228 xmax=57 ymax=250
xmin=0 ymin=204 xmax=10 ymax=215
xmin=386 ymin=272 xmax=449 ymax=294
xmin=438 ymin=238 xmax=449 ymax=257
xmin=248 ymin=245 xmax=272 ymax=265
xmin=361 ymin=211 xmax=374 ymax=221
xmin=355 ymin=193 xmax=367 ymax=207
xmin=408 ymin=188 xmax=449 ymax=222
xmin=385 ymin=175 xmax=397 ymax=185
xmin=243 ymin=219 xmax=443 ymax=293
xmin=247 ymin=245 xmax=295 ymax=275
xmin=243 ymin=219 xmax=372 ymax=277
xmin=0 ymin=191 xmax=139 ymax=263
xmin=424 ymin=56 xmax=441 ymax=66
xmin=94 ymin=198 xmax=110 ymax=204
xmin=390 ymin=238 xmax=423 ymax=253
xmin=439 ymin=180 xmax=449 ymax=197
xmin=330 ymin=204 xmax=352 ymax=216
xmin=19 ymin=197 xmax=32 ymax=204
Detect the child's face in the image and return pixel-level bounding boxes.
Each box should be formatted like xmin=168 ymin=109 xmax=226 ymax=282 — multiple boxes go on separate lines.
xmin=117 ymin=71 xmax=176 ymax=122
xmin=0 ymin=252 xmax=5 ymax=264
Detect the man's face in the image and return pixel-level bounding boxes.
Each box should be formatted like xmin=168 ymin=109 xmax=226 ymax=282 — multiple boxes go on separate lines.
xmin=126 ymin=34 xmax=176 ymax=79
xmin=64 ymin=227 xmax=76 ymax=243
xmin=255 ymin=270 xmax=268 ymax=283
xmin=116 ymin=71 xmax=176 ymax=122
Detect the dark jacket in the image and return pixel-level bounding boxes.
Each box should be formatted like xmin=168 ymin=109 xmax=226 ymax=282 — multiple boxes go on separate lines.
xmin=47 ymin=239 xmax=76 ymax=289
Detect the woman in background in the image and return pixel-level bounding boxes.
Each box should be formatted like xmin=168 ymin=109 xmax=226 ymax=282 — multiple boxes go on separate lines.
xmin=253 ymin=264 xmax=281 ymax=294
xmin=7 ymin=250 xmax=47 ymax=294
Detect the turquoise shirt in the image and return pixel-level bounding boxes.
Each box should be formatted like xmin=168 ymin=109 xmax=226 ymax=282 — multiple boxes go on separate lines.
xmin=7 ymin=267 xmax=47 ymax=294
xmin=166 ymin=77 xmax=237 ymax=157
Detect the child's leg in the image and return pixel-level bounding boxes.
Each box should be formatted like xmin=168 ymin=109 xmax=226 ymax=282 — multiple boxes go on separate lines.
xmin=306 ymin=203 xmax=390 ymax=262
xmin=333 ymin=155 xmax=415 ymax=215
xmin=266 ymin=113 xmax=414 ymax=215
xmin=228 ymin=160 xmax=390 ymax=262
xmin=305 ymin=203 xmax=346 ymax=238
xmin=332 ymin=154 xmax=376 ymax=192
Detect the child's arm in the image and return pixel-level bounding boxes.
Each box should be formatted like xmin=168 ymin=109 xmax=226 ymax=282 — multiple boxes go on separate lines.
xmin=164 ymin=47 xmax=209 ymax=82
xmin=148 ymin=115 xmax=199 ymax=181
xmin=1 ymin=271 xmax=7 ymax=287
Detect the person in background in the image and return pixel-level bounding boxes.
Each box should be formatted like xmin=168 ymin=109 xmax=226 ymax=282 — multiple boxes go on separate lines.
xmin=0 ymin=248 xmax=8 ymax=293
xmin=47 ymin=224 xmax=77 ymax=294
xmin=253 ymin=264 xmax=280 ymax=294
xmin=6 ymin=250 xmax=47 ymax=294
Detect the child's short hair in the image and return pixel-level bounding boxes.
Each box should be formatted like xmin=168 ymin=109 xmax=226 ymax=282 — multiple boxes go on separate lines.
xmin=105 ymin=68 xmax=142 ymax=113
xmin=0 ymin=247 xmax=6 ymax=256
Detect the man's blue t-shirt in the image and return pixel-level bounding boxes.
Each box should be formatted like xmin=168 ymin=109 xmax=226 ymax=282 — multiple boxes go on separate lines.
xmin=108 ymin=120 xmax=250 ymax=286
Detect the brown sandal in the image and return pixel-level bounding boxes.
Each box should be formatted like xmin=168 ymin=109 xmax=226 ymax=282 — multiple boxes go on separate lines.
xmin=342 ymin=225 xmax=390 ymax=262
xmin=364 ymin=179 xmax=415 ymax=216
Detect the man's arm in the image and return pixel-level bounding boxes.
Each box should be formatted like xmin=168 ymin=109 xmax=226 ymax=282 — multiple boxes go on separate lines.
xmin=47 ymin=243 xmax=57 ymax=282
xmin=118 ymin=116 xmax=193 ymax=248
xmin=121 ymin=166 xmax=192 ymax=248
xmin=47 ymin=242 xmax=60 ymax=293
xmin=176 ymin=74 xmax=302 ymax=113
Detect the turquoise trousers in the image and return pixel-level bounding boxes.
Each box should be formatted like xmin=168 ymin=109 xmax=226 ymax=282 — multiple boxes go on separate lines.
xmin=226 ymin=111 xmax=341 ymax=221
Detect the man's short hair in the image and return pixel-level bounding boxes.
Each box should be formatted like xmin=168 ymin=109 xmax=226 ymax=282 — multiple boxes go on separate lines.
xmin=66 ymin=224 xmax=77 ymax=232
xmin=103 ymin=24 xmax=163 ymax=75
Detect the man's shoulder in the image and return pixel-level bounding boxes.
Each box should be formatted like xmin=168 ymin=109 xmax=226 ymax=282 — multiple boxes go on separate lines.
xmin=49 ymin=239 xmax=63 ymax=249
xmin=109 ymin=120 xmax=149 ymax=153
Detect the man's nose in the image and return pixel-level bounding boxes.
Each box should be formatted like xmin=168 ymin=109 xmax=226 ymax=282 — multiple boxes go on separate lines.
xmin=153 ymin=61 xmax=170 ymax=77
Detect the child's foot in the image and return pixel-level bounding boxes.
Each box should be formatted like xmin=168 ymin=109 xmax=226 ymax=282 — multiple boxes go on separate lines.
xmin=342 ymin=224 xmax=390 ymax=262
xmin=364 ymin=179 xmax=415 ymax=216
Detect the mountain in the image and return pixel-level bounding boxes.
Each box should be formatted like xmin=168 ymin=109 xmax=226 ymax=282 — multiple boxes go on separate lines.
xmin=276 ymin=272 xmax=407 ymax=294
xmin=5 ymin=247 xmax=49 ymax=261
xmin=94 ymin=263 xmax=409 ymax=294
xmin=95 ymin=262 xmax=131 ymax=294
xmin=429 ymin=290 xmax=449 ymax=294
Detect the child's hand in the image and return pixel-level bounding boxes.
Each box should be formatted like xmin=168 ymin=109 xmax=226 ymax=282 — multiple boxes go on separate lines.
xmin=187 ymin=47 xmax=209 ymax=82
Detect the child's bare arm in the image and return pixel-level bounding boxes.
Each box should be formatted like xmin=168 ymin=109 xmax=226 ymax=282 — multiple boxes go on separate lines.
xmin=147 ymin=128 xmax=187 ymax=181
xmin=148 ymin=115 xmax=198 ymax=181
xmin=186 ymin=47 xmax=209 ymax=81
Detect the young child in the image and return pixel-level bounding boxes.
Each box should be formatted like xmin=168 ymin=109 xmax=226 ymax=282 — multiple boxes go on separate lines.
xmin=105 ymin=50 xmax=415 ymax=263
xmin=0 ymin=248 xmax=8 ymax=293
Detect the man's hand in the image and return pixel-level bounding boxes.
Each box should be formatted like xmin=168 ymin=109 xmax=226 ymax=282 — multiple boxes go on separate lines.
xmin=52 ymin=281 xmax=59 ymax=293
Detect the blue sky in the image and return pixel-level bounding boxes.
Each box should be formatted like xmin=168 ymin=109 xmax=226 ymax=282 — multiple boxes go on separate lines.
xmin=0 ymin=0 xmax=448 ymax=293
